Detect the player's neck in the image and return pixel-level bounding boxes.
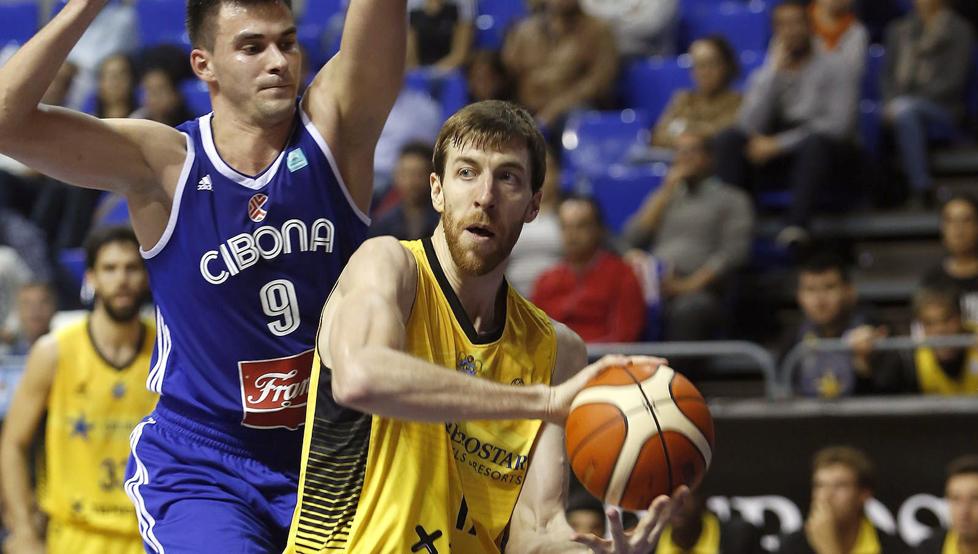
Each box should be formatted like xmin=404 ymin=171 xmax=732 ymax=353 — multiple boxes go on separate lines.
xmin=209 ymin=106 xmax=294 ymax=176
xmin=89 ymin=309 xmax=143 ymax=365
xmin=836 ymin=517 xmax=862 ymax=553
xmin=431 ymin=231 xmax=507 ymax=335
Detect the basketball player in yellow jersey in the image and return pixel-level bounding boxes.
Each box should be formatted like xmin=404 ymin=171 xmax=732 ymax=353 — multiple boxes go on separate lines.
xmin=0 ymin=226 xmax=156 ymax=554
xmin=287 ymin=100 xmax=689 ymax=554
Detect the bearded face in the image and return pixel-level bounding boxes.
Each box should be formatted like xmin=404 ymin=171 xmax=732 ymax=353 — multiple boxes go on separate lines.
xmin=434 ymin=140 xmax=540 ymax=277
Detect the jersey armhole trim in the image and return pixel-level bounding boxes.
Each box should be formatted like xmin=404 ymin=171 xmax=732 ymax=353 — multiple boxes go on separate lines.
xmin=299 ymin=108 xmax=372 ymax=227
xmin=140 ymin=132 xmax=195 ymax=259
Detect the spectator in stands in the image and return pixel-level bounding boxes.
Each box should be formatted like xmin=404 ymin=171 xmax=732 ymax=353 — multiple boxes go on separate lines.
xmin=532 ymin=195 xmax=645 ymax=343
xmin=907 ymin=285 xmax=978 ymax=395
xmin=502 ymin=0 xmax=618 ymax=131
xmin=781 ymin=252 xmax=901 ymax=398
xmin=881 ymin=0 xmax=975 ymax=200
xmin=656 ymin=490 xmax=763 ymax=553
xmin=566 ymin=493 xmax=607 ymax=538
xmin=810 ymin=0 xmax=869 ymax=75
xmin=93 ymin=53 xmax=136 ymax=119
xmin=133 ymin=68 xmax=195 ymax=127
xmin=372 ymin=88 xmax=442 ymax=195
xmin=917 ymin=455 xmax=978 ymax=554
xmin=507 ymin=147 xmax=564 ymax=296
xmin=651 ymin=36 xmax=743 ymax=150
xmin=922 ymin=194 xmax=978 ymax=326
xmin=779 ymin=446 xmax=908 ymax=553
xmin=713 ymin=1 xmax=859 ymax=247
xmin=63 ymin=0 xmax=138 ymax=111
xmin=623 ymin=131 xmax=754 ymax=341
xmin=580 ymin=0 xmax=678 ymax=58
xmin=369 ymin=142 xmax=440 ymax=241
xmin=407 ymin=0 xmax=474 ymax=72
xmin=465 ymin=50 xmax=512 ymax=104
xmin=2 ymin=282 xmax=56 ymax=357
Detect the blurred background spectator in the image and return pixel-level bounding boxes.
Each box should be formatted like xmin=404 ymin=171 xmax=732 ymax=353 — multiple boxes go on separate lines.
xmin=532 ymin=195 xmax=644 ymax=343
xmin=881 ymin=0 xmax=975 ymax=203
xmin=809 ymin=0 xmax=868 ymax=76
xmin=369 ymin=142 xmax=440 ymax=241
xmin=502 ymin=0 xmax=619 ymax=131
xmin=917 ymin=456 xmax=978 ymax=554
xmin=656 ymin=489 xmax=763 ymax=553
xmin=624 ymin=131 xmax=754 ymax=341
xmin=507 ymin=148 xmax=564 ymax=296
xmin=922 ymin=194 xmax=978 ymax=326
xmin=372 ymin=88 xmax=442 ymax=195
xmin=1 ymin=282 xmax=56 ymax=357
xmin=465 ymin=49 xmax=512 ymax=104
xmin=778 ymin=447 xmax=908 ymax=553
xmin=91 ymin=53 xmax=137 ymax=119
xmin=566 ymin=493 xmax=607 ymax=538
xmin=714 ymin=1 xmax=859 ymax=248
xmin=906 ymin=285 xmax=978 ymax=395
xmin=650 ymin=36 xmax=743 ymax=151
xmin=579 ymin=0 xmax=678 ymax=58
xmin=407 ymin=0 xmax=474 ymax=72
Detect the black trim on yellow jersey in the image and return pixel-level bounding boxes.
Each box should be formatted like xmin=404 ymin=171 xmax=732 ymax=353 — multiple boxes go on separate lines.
xmin=85 ymin=317 xmax=148 ymax=371
xmin=421 ymin=237 xmax=507 ymax=345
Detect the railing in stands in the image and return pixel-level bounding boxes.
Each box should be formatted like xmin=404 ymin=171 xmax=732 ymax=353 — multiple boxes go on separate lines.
xmin=586 ymin=341 xmax=784 ymax=399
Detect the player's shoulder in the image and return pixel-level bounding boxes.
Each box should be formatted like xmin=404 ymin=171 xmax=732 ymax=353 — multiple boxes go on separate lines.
xmin=344 ymin=236 xmax=419 ymax=291
xmin=351 ymin=236 xmax=416 ymax=268
xmin=24 ymin=332 xmax=60 ymax=379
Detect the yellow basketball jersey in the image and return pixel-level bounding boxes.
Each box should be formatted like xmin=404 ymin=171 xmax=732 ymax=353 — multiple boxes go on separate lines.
xmin=287 ymin=238 xmax=557 ymax=554
xmin=40 ymin=317 xmax=158 ymax=535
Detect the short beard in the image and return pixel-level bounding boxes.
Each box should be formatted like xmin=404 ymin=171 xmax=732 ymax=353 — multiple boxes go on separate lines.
xmin=100 ymin=297 xmax=142 ymax=323
xmin=442 ymin=208 xmax=519 ymax=277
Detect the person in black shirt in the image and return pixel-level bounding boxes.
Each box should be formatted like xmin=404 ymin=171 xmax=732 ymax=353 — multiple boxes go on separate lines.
xmin=921 ymin=194 xmax=978 ymax=326
xmin=407 ymin=0 xmax=474 ymax=71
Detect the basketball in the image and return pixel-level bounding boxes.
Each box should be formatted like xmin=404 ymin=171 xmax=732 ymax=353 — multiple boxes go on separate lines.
xmin=565 ymin=362 xmax=715 ymax=511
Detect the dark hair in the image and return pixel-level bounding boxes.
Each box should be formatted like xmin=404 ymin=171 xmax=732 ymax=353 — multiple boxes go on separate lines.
xmin=84 ymin=226 xmax=141 ymax=269
xmin=187 ymin=0 xmax=294 ymax=49
xmin=773 ymin=0 xmax=810 ymax=20
xmin=798 ymin=251 xmax=850 ymax=283
xmin=693 ymin=35 xmax=739 ymax=88
xmin=941 ymin=193 xmax=978 ymax=219
xmin=399 ymin=141 xmax=435 ymax=168
xmin=558 ymin=194 xmax=605 ymax=229
xmin=913 ymin=284 xmax=961 ymax=318
xmin=95 ymin=53 xmax=137 ymax=119
xmin=947 ymin=455 xmax=978 ymax=481
xmin=433 ymin=100 xmax=547 ymax=193
xmin=813 ymin=446 xmax=876 ymax=491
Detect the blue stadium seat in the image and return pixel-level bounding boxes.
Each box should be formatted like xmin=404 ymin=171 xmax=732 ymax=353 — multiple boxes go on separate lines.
xmin=580 ymin=166 xmax=664 ymax=234
xmin=561 ymin=109 xmax=655 ymax=177
xmin=474 ymin=0 xmax=527 ymax=50
xmin=862 ymin=44 xmax=885 ymax=102
xmin=620 ymin=58 xmax=691 ymax=122
xmin=0 ymin=1 xmax=38 ymax=47
xmin=93 ymin=193 xmax=130 ymax=227
xmin=137 ymin=0 xmax=190 ymax=49
xmin=297 ymin=0 xmax=346 ymax=66
xmin=403 ymin=68 xmax=468 ymax=122
xmin=179 ymin=79 xmax=212 ymax=116
xmin=735 ymin=50 xmax=764 ymax=90
xmin=681 ymin=1 xmax=771 ymax=56
xmin=59 ymin=248 xmax=86 ymax=295
xmin=859 ymin=100 xmax=882 ymax=158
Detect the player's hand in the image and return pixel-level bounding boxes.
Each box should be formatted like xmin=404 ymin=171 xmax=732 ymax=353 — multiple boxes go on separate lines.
xmin=3 ymin=530 xmax=45 ymax=554
xmin=545 ymin=355 xmax=667 ymax=425
xmin=572 ymin=487 xmax=690 ymax=554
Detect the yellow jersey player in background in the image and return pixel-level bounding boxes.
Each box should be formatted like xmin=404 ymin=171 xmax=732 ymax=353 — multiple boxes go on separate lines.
xmin=0 ymin=226 xmax=157 ymax=554
xmin=286 ymin=100 xmax=688 ymax=554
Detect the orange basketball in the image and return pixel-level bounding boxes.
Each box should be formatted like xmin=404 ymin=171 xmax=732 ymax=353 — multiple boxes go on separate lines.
xmin=565 ymin=362 xmax=715 ymax=511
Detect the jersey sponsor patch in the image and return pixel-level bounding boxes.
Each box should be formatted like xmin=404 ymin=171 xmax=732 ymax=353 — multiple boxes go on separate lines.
xmin=238 ymin=348 xmax=314 ymax=430
xmin=287 ymin=148 xmax=309 ymax=172
xmin=248 ymin=193 xmax=269 ymax=223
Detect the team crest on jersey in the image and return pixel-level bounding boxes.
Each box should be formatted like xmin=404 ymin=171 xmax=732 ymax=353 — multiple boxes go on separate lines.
xmin=238 ymin=349 xmax=314 ymax=430
xmin=248 ymin=193 xmax=269 ymax=222
xmin=457 ymin=355 xmax=483 ymax=376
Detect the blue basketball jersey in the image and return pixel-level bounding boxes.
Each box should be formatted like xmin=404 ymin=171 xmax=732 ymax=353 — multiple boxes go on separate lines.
xmin=141 ymin=105 xmax=368 ymax=453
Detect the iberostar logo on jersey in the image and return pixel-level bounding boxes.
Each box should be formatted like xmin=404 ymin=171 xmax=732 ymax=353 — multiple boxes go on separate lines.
xmin=445 ymin=422 xmax=529 ymax=485
xmin=237 ymin=349 xmax=315 ymax=430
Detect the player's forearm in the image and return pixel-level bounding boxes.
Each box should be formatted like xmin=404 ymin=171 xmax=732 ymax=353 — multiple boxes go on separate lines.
xmin=0 ymin=443 xmax=40 ymax=534
xmin=332 ymin=346 xmax=552 ymax=422
xmin=0 ymin=1 xmax=101 ymax=136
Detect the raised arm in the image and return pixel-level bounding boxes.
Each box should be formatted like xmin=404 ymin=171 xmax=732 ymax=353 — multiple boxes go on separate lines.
xmin=0 ymin=335 xmax=58 ymax=554
xmin=508 ymin=328 xmax=682 ymax=553
xmin=303 ymin=0 xmax=408 ymax=214
xmin=0 ymin=0 xmax=186 ymax=199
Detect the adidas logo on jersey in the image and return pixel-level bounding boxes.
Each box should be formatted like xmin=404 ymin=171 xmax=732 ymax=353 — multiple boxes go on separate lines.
xmin=197 ymin=175 xmax=213 ymax=191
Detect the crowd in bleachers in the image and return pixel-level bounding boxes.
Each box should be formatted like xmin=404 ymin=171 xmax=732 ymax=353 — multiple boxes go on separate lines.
xmin=0 ymin=0 xmax=976 ymax=401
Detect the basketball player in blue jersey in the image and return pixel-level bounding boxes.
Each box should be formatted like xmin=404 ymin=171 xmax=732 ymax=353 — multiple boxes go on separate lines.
xmin=0 ymin=0 xmax=405 ymax=551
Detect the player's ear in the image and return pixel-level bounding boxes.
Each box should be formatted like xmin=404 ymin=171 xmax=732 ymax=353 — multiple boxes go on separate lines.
xmin=190 ymin=48 xmax=216 ymax=83
xmin=430 ymin=172 xmax=444 ymax=214
xmin=524 ymin=189 xmax=542 ymax=224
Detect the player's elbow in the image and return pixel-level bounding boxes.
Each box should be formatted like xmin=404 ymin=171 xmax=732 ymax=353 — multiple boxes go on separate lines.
xmin=330 ymin=359 xmax=376 ymax=409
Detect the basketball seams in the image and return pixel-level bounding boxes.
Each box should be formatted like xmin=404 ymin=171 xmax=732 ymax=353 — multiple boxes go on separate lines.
xmin=624 ymin=365 xmax=675 ymax=501
xmin=567 ymin=403 xmax=628 ymax=466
